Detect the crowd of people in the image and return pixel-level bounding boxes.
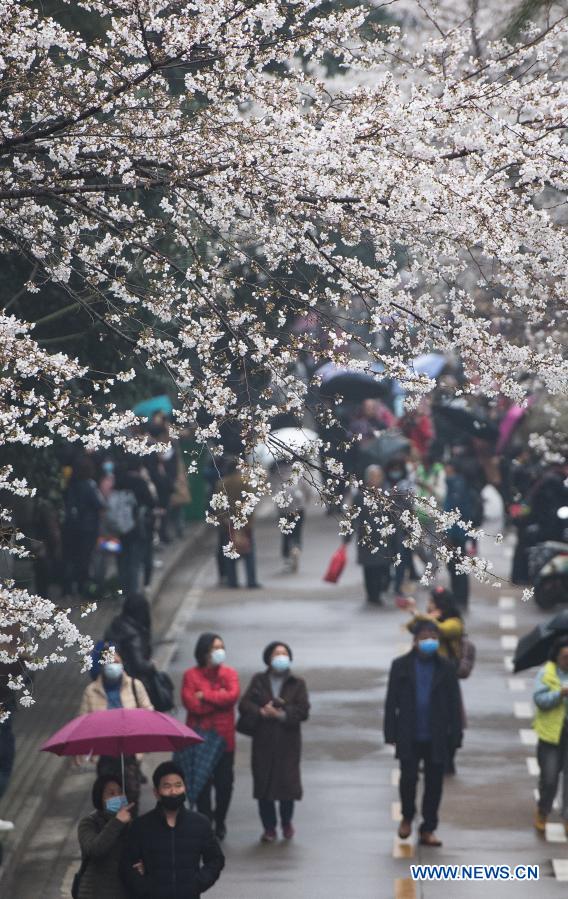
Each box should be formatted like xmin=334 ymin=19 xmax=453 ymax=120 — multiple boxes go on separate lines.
xmin=70 ymin=628 xmax=309 ymax=897
xmin=2 ymin=411 xmax=192 ymax=605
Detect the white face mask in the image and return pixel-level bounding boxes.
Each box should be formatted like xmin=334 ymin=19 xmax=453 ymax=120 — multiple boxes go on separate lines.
xmin=103 ymin=662 xmax=123 ymax=682
xmin=271 ymin=655 xmax=290 ymax=674
xmin=210 ymin=648 xmax=226 ymax=667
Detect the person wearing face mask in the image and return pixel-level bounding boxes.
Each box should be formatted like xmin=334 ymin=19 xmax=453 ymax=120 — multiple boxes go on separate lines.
xmin=238 ymin=642 xmax=310 ymax=842
xmin=120 ymin=762 xmax=224 ymax=899
xmin=78 ymin=646 xmax=153 ymax=812
xmin=181 ymin=633 xmax=240 ymax=840
xmin=76 ymin=775 xmax=134 ymax=899
xmin=384 ymin=621 xmax=462 ymax=847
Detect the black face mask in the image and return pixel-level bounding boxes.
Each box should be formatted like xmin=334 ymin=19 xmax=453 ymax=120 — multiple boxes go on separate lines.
xmin=160 ymin=792 xmax=186 ymax=812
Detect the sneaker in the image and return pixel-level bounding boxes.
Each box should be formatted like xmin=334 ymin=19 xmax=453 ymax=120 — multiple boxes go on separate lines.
xmin=282 ymin=822 xmax=295 ymax=840
xmin=261 ymin=828 xmax=277 ymax=843
xmin=0 ymin=820 xmax=14 ymax=832
xmin=534 ymin=810 xmax=547 ymax=833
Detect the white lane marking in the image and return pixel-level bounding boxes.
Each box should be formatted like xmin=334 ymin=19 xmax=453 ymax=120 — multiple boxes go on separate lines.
xmin=520 ymin=729 xmax=538 ymax=747
xmin=513 ymin=702 xmax=532 ymax=719
xmin=545 ymin=822 xmax=568 ymax=843
xmin=526 ymin=757 xmax=539 ymax=776
xmin=508 ymin=678 xmax=527 ymax=692
xmin=504 ymin=656 xmax=514 ymax=672
xmin=552 ymin=859 xmax=568 ymax=881
xmin=499 ymin=614 xmax=517 ymax=630
xmin=392 ymin=801 xmax=401 ymax=821
xmin=499 ymin=596 xmax=516 ymax=609
xmin=501 ymin=635 xmax=518 ymax=650
xmin=391 ymin=769 xmax=400 ymax=787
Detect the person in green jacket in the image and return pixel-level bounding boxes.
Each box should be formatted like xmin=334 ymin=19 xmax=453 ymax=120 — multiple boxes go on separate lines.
xmin=77 ymin=775 xmax=135 ymax=899
xmin=533 ymin=636 xmax=568 ymax=835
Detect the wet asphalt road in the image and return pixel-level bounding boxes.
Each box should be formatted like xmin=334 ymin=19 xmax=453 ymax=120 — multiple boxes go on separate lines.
xmin=165 ymin=513 xmax=567 ymax=898
xmin=10 ymin=509 xmax=568 ymax=897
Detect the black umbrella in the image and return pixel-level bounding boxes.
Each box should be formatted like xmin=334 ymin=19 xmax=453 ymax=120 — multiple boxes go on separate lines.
xmin=513 ymin=609 xmax=568 ymax=672
xmin=357 ymin=432 xmax=411 ymax=472
xmin=320 ymin=371 xmax=387 ymax=402
xmin=435 ymin=402 xmax=498 ymax=442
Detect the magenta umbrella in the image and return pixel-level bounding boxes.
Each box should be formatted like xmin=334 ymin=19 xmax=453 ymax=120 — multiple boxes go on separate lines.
xmin=41 ymin=708 xmax=203 ymax=790
xmin=41 ymin=708 xmax=203 ymax=757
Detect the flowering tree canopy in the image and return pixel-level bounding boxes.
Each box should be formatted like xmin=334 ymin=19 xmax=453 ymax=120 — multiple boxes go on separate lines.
xmin=0 ymin=0 xmax=567 ymax=707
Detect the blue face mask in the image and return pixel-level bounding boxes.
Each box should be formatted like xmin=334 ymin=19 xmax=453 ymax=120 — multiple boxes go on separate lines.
xmin=105 ymin=795 xmax=128 ymax=814
xmin=418 ymin=638 xmax=440 ymax=656
xmin=102 ymin=461 xmax=114 ymax=475
xmin=103 ymin=662 xmax=123 ymax=683
xmin=271 ymin=655 xmax=290 ymax=674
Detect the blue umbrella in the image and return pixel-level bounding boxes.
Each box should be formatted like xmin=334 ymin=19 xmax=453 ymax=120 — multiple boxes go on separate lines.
xmin=173 ymin=730 xmax=226 ymax=806
xmin=133 ymin=395 xmax=173 ymax=419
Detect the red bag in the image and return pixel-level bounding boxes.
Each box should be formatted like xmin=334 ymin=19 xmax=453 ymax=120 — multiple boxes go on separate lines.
xmin=323 ymin=545 xmax=347 ymax=583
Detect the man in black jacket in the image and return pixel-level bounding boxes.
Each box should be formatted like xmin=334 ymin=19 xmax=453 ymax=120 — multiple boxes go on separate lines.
xmin=384 ymin=620 xmax=462 ymax=847
xmin=120 ymin=761 xmax=224 ymax=898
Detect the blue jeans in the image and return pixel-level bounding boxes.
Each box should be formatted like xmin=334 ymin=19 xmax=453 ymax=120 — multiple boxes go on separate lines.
xmin=258 ymin=799 xmax=294 ymax=830
xmin=0 ymin=718 xmax=15 ymax=800
xmin=537 ymin=731 xmax=568 ymax=818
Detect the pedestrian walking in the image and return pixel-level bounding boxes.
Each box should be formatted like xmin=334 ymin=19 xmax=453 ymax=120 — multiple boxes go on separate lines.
xmin=75 ymin=775 xmax=133 ymax=899
xmin=404 ymin=587 xmax=466 ymax=775
xmin=443 ymin=459 xmax=475 ymax=609
xmin=213 ymin=459 xmax=260 ymax=588
xmin=181 ymin=633 xmax=239 ymax=841
xmin=119 ymin=761 xmax=224 ymax=898
xmin=78 ymin=647 xmax=153 ymax=812
xmin=351 ymin=465 xmax=392 ymax=605
xmin=532 ymin=636 xmax=568 ymax=835
xmin=384 ymin=620 xmax=462 ymax=846
xmin=62 ymin=455 xmax=105 ymax=597
xmin=105 ymin=594 xmax=154 ymax=684
xmin=238 ymin=641 xmax=310 ymax=842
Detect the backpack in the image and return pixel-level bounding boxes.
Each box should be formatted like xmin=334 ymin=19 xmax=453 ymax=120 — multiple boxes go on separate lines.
xmin=105 ymin=490 xmax=137 ymax=536
xmin=456 ymin=636 xmax=476 ymax=679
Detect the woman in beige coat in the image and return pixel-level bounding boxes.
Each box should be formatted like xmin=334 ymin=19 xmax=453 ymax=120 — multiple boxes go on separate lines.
xmin=78 ymin=649 xmax=153 ymax=811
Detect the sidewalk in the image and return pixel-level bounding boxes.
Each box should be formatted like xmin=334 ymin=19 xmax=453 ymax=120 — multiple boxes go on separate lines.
xmin=0 ymin=523 xmax=210 ymax=893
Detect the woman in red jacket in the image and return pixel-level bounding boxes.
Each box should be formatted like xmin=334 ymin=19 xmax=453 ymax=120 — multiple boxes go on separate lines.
xmin=181 ymin=632 xmax=239 ymax=841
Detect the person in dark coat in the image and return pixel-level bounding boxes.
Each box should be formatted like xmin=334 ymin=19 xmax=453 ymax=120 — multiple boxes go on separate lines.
xmin=105 ymin=593 xmax=154 ymax=682
xmin=62 ymin=455 xmax=105 ymax=596
xmin=384 ymin=620 xmax=462 ymax=847
xmin=351 ymin=465 xmax=393 ymax=605
xmin=238 ymin=641 xmax=310 ymax=842
xmin=77 ymin=774 xmax=133 ymax=899
xmin=120 ymin=761 xmax=224 ymax=899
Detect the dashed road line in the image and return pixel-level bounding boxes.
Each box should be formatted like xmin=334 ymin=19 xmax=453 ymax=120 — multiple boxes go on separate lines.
xmin=526 ymin=756 xmax=539 ymax=776
xmin=391 ymin=801 xmax=401 ymax=821
xmin=507 ymin=677 xmax=526 ymax=692
xmin=503 ymin=656 xmax=514 ymax=672
xmin=499 ymin=614 xmax=517 ymax=630
xmin=391 ymin=769 xmax=400 ymax=787
xmin=393 ymin=837 xmax=414 ymax=859
xmin=513 ymin=701 xmax=532 ymax=719
xmin=545 ymin=822 xmax=568 ymax=843
xmin=552 ymin=859 xmax=568 ymax=881
xmin=501 ymin=635 xmax=518 ymax=650
xmin=519 ymin=729 xmax=538 ymax=747
xmin=498 ymin=596 xmax=516 ymax=610
xmin=394 ymin=877 xmax=417 ymax=898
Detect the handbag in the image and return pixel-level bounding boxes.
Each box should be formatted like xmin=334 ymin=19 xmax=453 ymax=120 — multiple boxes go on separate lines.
xmin=236 ymin=711 xmax=257 ymax=737
xmin=323 ymin=544 xmax=347 ymax=583
xmin=144 ymin=669 xmax=175 ymax=712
